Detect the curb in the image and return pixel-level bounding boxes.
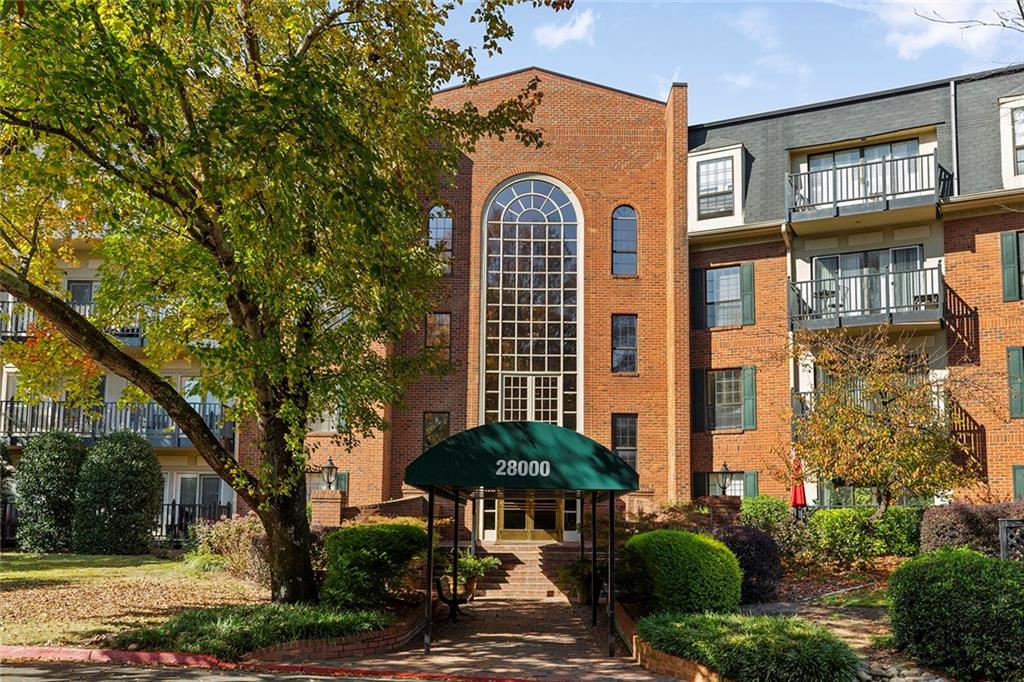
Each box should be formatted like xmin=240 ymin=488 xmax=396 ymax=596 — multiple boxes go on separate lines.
xmin=0 ymin=645 xmax=571 ymax=682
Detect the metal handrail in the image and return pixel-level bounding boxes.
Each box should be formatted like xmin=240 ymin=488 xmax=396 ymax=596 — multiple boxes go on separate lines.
xmin=0 ymin=299 xmax=142 ymax=340
xmin=155 ymin=501 xmax=232 ymax=541
xmin=788 ymin=267 xmax=943 ymax=323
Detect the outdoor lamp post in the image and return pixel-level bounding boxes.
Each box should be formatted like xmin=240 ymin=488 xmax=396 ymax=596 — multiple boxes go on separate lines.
xmin=321 ymin=457 xmax=337 ymax=491
xmin=715 ymin=463 xmax=731 ymax=496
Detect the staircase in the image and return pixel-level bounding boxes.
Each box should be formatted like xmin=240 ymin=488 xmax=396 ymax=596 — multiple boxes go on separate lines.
xmin=472 ymin=542 xmax=583 ymax=601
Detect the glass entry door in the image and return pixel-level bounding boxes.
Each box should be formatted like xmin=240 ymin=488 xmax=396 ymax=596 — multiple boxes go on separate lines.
xmin=497 ymin=494 xmax=563 ymax=542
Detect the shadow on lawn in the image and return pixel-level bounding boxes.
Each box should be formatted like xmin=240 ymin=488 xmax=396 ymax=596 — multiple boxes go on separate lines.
xmin=0 ymin=554 xmax=170 ymax=573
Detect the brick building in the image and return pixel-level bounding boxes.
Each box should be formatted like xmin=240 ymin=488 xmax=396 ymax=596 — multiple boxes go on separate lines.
xmin=3 ymin=65 xmax=1024 ymax=543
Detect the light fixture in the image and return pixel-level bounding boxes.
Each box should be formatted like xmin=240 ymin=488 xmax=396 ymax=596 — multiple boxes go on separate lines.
xmin=715 ymin=463 xmax=732 ymax=496
xmin=321 ymin=457 xmax=338 ymax=490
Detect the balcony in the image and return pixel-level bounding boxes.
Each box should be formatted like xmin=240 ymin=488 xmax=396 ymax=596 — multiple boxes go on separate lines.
xmin=0 ymin=400 xmax=233 ymax=449
xmin=786 ymin=153 xmax=954 ymax=222
xmin=788 ymin=267 xmax=944 ymax=330
xmin=0 ymin=300 xmax=143 ymax=345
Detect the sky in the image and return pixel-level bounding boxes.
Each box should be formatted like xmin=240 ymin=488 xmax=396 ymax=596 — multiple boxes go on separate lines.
xmin=443 ymin=1 xmax=1024 ymax=124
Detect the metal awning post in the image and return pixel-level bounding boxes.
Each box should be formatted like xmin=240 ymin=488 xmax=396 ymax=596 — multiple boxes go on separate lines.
xmin=451 ymin=488 xmax=460 ymax=622
xmin=607 ymin=492 xmax=616 ymax=658
xmin=423 ymin=486 xmax=435 ymax=654
xmin=578 ymin=491 xmax=584 ymax=562
xmin=470 ymin=489 xmax=478 ymax=556
xmin=590 ymin=490 xmax=597 ymax=627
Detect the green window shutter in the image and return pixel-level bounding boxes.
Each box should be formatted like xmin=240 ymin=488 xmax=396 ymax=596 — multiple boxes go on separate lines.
xmin=741 ymin=365 xmax=757 ymax=430
xmin=741 ymin=262 xmax=756 ymax=325
xmin=1009 ymin=347 xmax=1024 ymax=419
xmin=692 ymin=471 xmax=708 ymax=499
xmin=1013 ymin=465 xmax=1024 ymax=501
xmin=743 ymin=471 xmax=759 ymax=498
xmin=691 ymin=369 xmax=707 ymax=432
xmin=690 ymin=268 xmax=706 ymax=329
xmin=1001 ymin=231 xmax=1021 ymax=302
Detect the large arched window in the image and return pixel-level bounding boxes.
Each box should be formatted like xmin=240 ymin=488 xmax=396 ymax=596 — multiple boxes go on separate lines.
xmin=428 ymin=205 xmax=453 ymax=273
xmin=611 ymin=205 xmax=637 ymax=276
xmin=482 ymin=177 xmax=580 ymax=430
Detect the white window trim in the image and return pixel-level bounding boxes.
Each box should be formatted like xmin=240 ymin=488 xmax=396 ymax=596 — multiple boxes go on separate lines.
xmin=999 ymin=95 xmax=1024 ymax=190
xmin=688 ymin=144 xmax=745 ymax=232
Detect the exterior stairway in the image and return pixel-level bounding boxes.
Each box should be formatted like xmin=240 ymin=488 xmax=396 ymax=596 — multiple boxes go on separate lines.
xmin=472 ymin=542 xmax=584 ymax=601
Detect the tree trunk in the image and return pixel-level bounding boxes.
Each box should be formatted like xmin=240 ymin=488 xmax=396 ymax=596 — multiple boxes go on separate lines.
xmin=259 ymin=487 xmax=318 ymax=603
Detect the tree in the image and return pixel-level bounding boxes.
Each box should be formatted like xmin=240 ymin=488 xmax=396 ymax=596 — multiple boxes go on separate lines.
xmin=788 ymin=327 xmax=995 ymax=517
xmin=14 ymin=431 xmax=88 ymax=553
xmin=0 ymin=0 xmax=567 ymax=601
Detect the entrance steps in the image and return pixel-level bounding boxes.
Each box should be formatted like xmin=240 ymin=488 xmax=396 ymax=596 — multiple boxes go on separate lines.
xmin=472 ymin=542 xmax=584 ymax=601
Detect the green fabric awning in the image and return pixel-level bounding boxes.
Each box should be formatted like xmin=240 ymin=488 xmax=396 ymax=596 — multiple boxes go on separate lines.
xmin=404 ymin=421 xmax=639 ymax=496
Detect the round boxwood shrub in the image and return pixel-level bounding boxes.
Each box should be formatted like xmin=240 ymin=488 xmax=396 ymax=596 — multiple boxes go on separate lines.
xmin=889 ymin=547 xmax=1024 ymax=682
xmin=621 ymin=530 xmax=741 ymax=615
xmin=72 ymin=431 xmax=163 ymax=554
xmin=712 ymin=525 xmax=782 ymax=604
xmin=739 ymin=495 xmax=790 ymax=532
xmin=15 ymin=431 xmax=88 ymax=552
xmin=320 ymin=522 xmax=429 ymax=609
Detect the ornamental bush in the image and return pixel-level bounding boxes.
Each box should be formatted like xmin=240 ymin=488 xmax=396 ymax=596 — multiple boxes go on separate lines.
xmin=889 ymin=548 xmax=1024 ymax=681
xmin=739 ymin=495 xmax=811 ymax=557
xmin=15 ymin=431 xmax=88 ymax=552
xmin=637 ymin=612 xmax=859 ymax=682
xmin=920 ymin=501 xmax=1024 ymax=556
xmin=874 ymin=506 xmax=924 ymax=556
xmin=620 ymin=530 xmax=741 ymax=615
xmin=72 ymin=431 xmax=163 ymax=554
xmin=808 ymin=508 xmax=881 ymax=566
xmin=320 ymin=522 xmax=429 ymax=609
xmin=711 ymin=525 xmax=783 ymax=604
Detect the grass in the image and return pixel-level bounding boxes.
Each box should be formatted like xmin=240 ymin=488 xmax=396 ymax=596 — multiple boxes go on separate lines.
xmin=819 ymin=587 xmax=889 ymax=609
xmin=109 ymin=604 xmax=393 ymax=661
xmin=0 ymin=552 xmax=265 ymax=646
xmin=637 ymin=612 xmax=860 ymax=682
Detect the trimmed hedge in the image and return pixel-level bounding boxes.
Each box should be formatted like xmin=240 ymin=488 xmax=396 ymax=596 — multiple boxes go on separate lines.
xmin=637 ymin=612 xmax=859 ymax=682
xmin=15 ymin=431 xmax=88 ymax=553
xmin=873 ymin=506 xmax=924 ymax=557
xmin=72 ymin=431 xmax=163 ymax=554
xmin=320 ymin=523 xmax=428 ymax=609
xmin=809 ymin=506 xmax=924 ymax=566
xmin=889 ymin=548 xmax=1024 ymax=681
xmin=711 ymin=525 xmax=783 ymax=604
xmin=739 ymin=494 xmax=812 ymax=558
xmin=621 ymin=530 xmax=741 ymax=615
xmin=109 ymin=604 xmax=392 ymax=661
xmin=920 ymin=502 xmax=1024 ymax=556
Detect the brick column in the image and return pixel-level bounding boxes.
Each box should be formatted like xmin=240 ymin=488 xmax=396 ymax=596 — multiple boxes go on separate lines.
xmin=311 ymin=489 xmax=350 ymax=527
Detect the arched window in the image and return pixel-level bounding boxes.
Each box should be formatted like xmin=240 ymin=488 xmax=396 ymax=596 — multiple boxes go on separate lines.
xmin=428 ymin=205 xmax=453 ymax=273
xmin=612 ymin=205 xmax=637 ymax=276
xmin=482 ymin=177 xmax=581 ymax=430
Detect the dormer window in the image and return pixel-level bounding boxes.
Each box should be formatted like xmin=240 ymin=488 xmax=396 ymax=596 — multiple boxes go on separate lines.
xmin=697 ymin=157 xmax=734 ymax=219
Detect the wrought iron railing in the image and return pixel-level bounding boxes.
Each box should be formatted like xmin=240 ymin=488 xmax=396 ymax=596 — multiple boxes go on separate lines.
xmin=0 ymin=299 xmax=142 ymax=341
xmin=789 ymin=267 xmax=943 ymax=326
xmin=786 ymin=153 xmax=953 ymax=217
xmin=155 ymin=501 xmax=232 ymax=543
xmin=0 ymin=400 xmax=231 ymax=448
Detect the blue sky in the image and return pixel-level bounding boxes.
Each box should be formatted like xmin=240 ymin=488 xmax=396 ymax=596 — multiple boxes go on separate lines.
xmin=444 ymin=1 xmax=1024 ymax=123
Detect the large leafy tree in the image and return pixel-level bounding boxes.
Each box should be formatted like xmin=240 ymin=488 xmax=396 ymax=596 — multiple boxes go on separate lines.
xmin=0 ymin=0 xmax=565 ymax=601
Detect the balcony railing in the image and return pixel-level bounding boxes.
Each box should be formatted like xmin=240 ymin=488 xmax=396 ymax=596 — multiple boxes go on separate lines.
xmin=786 ymin=153 xmax=954 ymax=220
xmin=788 ymin=267 xmax=944 ymax=329
xmin=0 ymin=300 xmax=142 ymax=344
xmin=0 ymin=400 xmax=232 ymax=449
xmin=155 ymin=501 xmax=232 ymax=543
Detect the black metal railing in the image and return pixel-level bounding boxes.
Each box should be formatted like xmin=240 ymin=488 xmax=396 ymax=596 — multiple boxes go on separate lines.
xmin=1 ymin=500 xmax=17 ymax=546
xmin=0 ymin=299 xmax=142 ymax=341
xmin=789 ymin=267 xmax=944 ymax=327
xmin=786 ymin=153 xmax=953 ymax=217
xmin=155 ymin=500 xmax=232 ymax=543
xmin=0 ymin=400 xmax=232 ymax=448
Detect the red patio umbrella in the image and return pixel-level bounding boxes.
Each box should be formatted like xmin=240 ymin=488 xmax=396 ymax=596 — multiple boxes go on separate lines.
xmin=790 ymin=459 xmax=807 ymax=509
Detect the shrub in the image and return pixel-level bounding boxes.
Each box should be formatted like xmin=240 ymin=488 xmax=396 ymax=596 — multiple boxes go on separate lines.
xmin=637 ymin=612 xmax=859 ymax=682
xmin=808 ymin=508 xmax=881 ymax=567
xmin=72 ymin=431 xmax=163 ymax=554
xmin=15 ymin=431 xmax=88 ymax=553
xmin=711 ymin=525 xmax=782 ymax=604
xmin=446 ymin=550 xmax=500 ymax=585
xmin=620 ymin=530 xmax=741 ymax=615
xmin=920 ymin=502 xmax=1024 ymax=556
xmin=183 ymin=551 xmax=230 ymax=573
xmin=739 ymin=495 xmax=811 ymax=558
xmin=189 ymin=514 xmax=265 ymax=580
xmin=320 ymin=523 xmax=429 ymax=609
xmin=889 ymin=548 xmax=1024 ymax=681
xmin=109 ymin=604 xmax=392 ymax=661
xmin=874 ymin=506 xmax=924 ymax=556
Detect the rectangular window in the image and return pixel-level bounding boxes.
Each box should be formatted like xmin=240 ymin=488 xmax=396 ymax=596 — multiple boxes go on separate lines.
xmin=423 ymin=411 xmax=450 ymax=451
xmin=611 ymin=413 xmax=637 ymax=469
xmin=697 ymin=157 xmax=734 ymax=219
xmin=611 ymin=314 xmax=637 ymax=373
xmin=1014 ymin=107 xmax=1024 ymax=175
xmin=425 ymin=312 xmax=451 ymax=359
xmin=612 ymin=206 xmax=638 ymax=276
xmin=428 ymin=206 xmax=453 ymax=274
xmin=1019 ymin=231 xmax=1024 ymax=294
xmin=706 ymin=369 xmax=742 ymax=430
xmin=705 ymin=266 xmax=742 ymax=327
xmin=704 ymin=471 xmax=745 ymax=497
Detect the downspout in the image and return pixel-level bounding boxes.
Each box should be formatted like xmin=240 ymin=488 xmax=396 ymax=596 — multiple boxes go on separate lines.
xmin=950 ymin=79 xmax=960 ymax=197
xmin=781 ymin=223 xmax=797 ymax=393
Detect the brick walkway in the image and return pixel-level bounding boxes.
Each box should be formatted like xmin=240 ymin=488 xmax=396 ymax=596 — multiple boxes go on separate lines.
xmin=311 ymin=599 xmax=670 ymax=682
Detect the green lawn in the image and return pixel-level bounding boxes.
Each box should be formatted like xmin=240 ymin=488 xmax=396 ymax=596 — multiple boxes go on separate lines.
xmin=0 ymin=552 xmax=266 ymax=646
xmin=819 ymin=587 xmax=889 ymax=609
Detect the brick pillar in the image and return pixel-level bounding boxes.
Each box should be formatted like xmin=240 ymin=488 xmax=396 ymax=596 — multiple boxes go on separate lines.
xmin=311 ymin=489 xmax=350 ymax=527
xmin=700 ymin=495 xmax=741 ymax=527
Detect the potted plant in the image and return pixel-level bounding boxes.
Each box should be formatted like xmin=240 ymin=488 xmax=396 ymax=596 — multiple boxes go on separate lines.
xmin=558 ymin=559 xmax=606 ymax=604
xmin=445 ymin=550 xmax=500 ymax=600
